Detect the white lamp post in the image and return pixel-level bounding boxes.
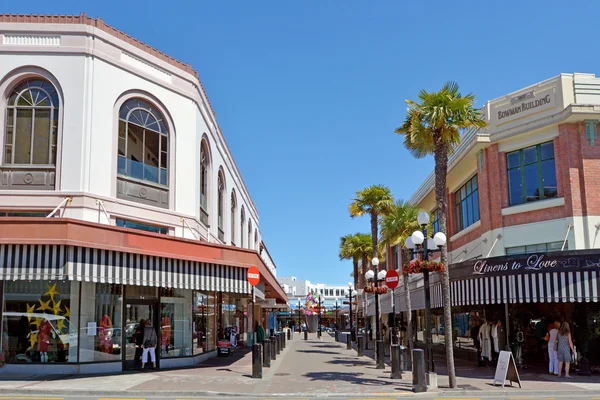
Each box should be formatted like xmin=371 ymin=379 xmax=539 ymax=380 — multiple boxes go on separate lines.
xmin=365 ymin=257 xmax=387 ymax=369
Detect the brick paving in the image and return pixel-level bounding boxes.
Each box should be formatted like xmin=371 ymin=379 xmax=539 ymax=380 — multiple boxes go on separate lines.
xmin=0 ymin=332 xmax=599 ymax=397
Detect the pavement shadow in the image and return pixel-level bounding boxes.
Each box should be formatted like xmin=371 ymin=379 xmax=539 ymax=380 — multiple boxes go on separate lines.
xmin=296 ymin=350 xmax=340 ymax=355
xmin=311 ymin=344 xmax=344 ymax=349
xmin=303 ymin=371 xmax=397 ymax=387
xmin=327 ymin=358 xmax=372 ymax=367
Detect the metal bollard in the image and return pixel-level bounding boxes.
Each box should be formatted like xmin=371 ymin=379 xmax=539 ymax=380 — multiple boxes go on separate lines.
xmin=412 ymin=349 xmax=427 ymax=393
xmin=276 ymin=334 xmax=281 ymax=355
xmin=287 ymin=329 xmax=291 ymax=340
xmin=270 ymin=336 xmax=276 ymax=360
xmin=376 ymin=340 xmax=385 ymax=369
xmin=346 ymin=333 xmax=352 ymax=350
xmin=252 ymin=343 xmax=262 ymax=379
xmin=390 ymin=344 xmax=402 ymax=379
xmin=304 ymin=330 xmax=308 ymax=340
xmin=364 ymin=332 xmax=369 ymax=350
xmin=263 ymin=339 xmax=271 ymax=367
xmin=357 ymin=335 xmax=364 ymax=356
xmin=334 ymin=331 xmax=339 ymax=342
xmin=282 ymin=332 xmax=286 ymax=349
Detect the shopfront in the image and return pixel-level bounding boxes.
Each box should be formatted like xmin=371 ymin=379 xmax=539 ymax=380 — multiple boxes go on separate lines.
xmin=0 ymin=219 xmax=287 ymax=374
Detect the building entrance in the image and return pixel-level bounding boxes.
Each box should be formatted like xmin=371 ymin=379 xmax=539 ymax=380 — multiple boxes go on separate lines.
xmin=123 ymin=286 xmax=159 ymax=370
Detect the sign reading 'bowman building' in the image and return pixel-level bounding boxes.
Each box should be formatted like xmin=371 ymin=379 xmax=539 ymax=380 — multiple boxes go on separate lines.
xmin=494 ymin=88 xmax=556 ymax=123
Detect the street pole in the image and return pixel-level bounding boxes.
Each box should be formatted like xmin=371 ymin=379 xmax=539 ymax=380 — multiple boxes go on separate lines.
xmin=391 ymin=287 xmax=396 ymax=345
xmin=374 ymin=270 xmax=384 ymax=369
xmin=348 ymin=289 xmax=353 ymax=336
xmin=422 ymin=224 xmax=434 ymax=373
xmin=318 ymin=295 xmax=322 ymax=338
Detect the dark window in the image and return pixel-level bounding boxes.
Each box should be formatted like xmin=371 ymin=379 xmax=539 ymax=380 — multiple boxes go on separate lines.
xmin=217 ymin=173 xmax=224 ymax=242
xmin=432 ymin=209 xmax=440 ymax=234
xmin=505 ymin=241 xmax=564 ymax=255
xmin=115 ymin=218 xmax=168 ymax=235
xmin=0 ymin=211 xmax=48 ymax=217
xmin=455 ymin=175 xmax=480 ymax=232
xmin=230 ymin=192 xmax=236 ymax=246
xmin=507 ymin=142 xmax=557 ymax=206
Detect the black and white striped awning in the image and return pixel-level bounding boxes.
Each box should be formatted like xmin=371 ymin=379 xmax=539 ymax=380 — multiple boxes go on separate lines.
xmin=0 ymin=244 xmax=250 ymax=294
xmin=430 ymin=270 xmax=600 ymax=307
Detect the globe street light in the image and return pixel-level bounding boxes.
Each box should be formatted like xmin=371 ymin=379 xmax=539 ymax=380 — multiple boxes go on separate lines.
xmin=365 ymin=257 xmax=388 ymax=369
xmin=297 ymin=299 xmax=302 ymax=332
xmin=347 ymin=283 xmax=357 ymax=340
xmin=405 ymin=211 xmax=447 ymax=373
xmin=334 ymin=298 xmax=340 ymax=330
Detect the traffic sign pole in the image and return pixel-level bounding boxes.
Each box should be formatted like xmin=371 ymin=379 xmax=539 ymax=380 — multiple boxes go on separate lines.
xmin=247 ymin=266 xmax=261 ymax=348
xmin=385 ymin=270 xmax=400 ymax=345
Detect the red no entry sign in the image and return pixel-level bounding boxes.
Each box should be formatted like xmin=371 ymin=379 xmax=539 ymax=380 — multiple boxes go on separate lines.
xmin=247 ymin=266 xmax=260 ymax=287
xmin=385 ymin=269 xmax=400 ymax=289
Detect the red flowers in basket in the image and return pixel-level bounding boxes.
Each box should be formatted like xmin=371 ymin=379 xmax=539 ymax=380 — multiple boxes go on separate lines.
xmin=403 ymin=259 xmax=446 ymax=275
xmin=363 ymin=285 xmax=388 ymax=294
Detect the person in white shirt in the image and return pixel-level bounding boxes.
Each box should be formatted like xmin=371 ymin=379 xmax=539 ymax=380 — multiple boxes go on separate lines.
xmin=546 ymin=321 xmax=561 ymax=376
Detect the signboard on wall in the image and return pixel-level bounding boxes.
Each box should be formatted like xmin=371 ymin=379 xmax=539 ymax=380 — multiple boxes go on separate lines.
xmin=493 ymin=88 xmax=556 ymax=124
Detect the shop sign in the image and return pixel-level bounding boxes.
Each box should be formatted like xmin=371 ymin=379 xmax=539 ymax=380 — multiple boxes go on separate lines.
xmin=493 ymin=88 xmax=555 ymax=123
xmin=450 ymin=250 xmax=600 ymax=280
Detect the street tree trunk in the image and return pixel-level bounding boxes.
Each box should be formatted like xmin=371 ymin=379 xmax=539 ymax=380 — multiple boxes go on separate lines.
xmin=401 ymin=247 xmax=413 ymax=353
xmin=353 ymin=256 xmax=359 ymax=293
xmin=434 ymin=137 xmax=456 ymax=388
xmin=370 ymin=211 xmax=378 ymax=265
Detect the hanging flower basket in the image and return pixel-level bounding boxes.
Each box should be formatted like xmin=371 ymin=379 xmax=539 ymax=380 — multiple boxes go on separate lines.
xmin=403 ymin=260 xmax=445 ymax=275
xmin=363 ymin=285 xmax=388 ymax=295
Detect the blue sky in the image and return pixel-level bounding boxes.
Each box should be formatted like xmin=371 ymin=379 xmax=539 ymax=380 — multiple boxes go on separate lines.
xmin=5 ymin=1 xmax=600 ymax=284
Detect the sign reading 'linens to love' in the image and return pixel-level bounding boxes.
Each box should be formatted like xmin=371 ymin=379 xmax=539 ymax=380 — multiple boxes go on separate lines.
xmin=449 ymin=250 xmax=600 ymax=281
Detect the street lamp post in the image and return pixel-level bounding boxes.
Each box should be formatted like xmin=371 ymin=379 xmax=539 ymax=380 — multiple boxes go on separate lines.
xmin=365 ymin=258 xmax=388 ymax=369
xmin=405 ymin=211 xmax=447 ymax=374
xmin=297 ymin=300 xmax=302 ymax=331
xmin=347 ymin=283 xmax=357 ymax=340
xmin=334 ymin=298 xmax=339 ymax=330
xmin=318 ymin=295 xmax=322 ymax=338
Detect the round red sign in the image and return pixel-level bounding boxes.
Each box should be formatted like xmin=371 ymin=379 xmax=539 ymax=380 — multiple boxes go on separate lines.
xmin=247 ymin=266 xmax=260 ymax=287
xmin=385 ymin=269 xmax=400 ymax=289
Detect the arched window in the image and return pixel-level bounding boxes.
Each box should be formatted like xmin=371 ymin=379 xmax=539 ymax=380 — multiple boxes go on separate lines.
xmin=254 ymin=229 xmax=258 ymax=251
xmin=248 ymin=219 xmax=253 ymax=250
xmin=217 ymin=171 xmax=225 ymax=242
xmin=118 ymin=98 xmax=168 ymax=186
xmin=199 ymin=141 xmax=210 ymax=225
xmin=240 ymin=206 xmax=246 ymax=248
xmin=230 ymin=191 xmax=237 ymax=246
xmin=4 ymin=79 xmax=59 ymax=166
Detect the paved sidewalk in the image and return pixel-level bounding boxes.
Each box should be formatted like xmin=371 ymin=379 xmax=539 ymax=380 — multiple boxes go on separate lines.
xmin=0 ymin=333 xmax=599 ymax=398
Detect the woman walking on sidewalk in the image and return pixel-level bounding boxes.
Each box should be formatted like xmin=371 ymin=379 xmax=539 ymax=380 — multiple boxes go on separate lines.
xmin=557 ymin=322 xmax=574 ymax=378
xmin=546 ymin=321 xmax=560 ymax=376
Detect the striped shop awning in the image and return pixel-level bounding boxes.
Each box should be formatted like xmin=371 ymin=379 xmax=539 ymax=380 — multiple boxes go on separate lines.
xmin=0 ymin=244 xmax=251 ymax=294
xmin=429 ymin=270 xmax=600 ymax=307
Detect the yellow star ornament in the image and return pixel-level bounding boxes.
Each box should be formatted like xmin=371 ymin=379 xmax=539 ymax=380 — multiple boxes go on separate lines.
xmin=28 ymin=331 xmax=38 ymax=348
xmin=63 ymin=306 xmax=70 ymax=318
xmin=44 ymin=283 xmax=59 ymax=302
xmin=26 ymin=303 xmax=36 ymax=321
xmin=56 ymin=318 xmax=66 ymax=332
xmin=31 ymin=318 xmax=43 ymax=329
xmin=53 ymin=300 xmax=62 ymax=315
xmin=37 ymin=299 xmax=52 ymax=312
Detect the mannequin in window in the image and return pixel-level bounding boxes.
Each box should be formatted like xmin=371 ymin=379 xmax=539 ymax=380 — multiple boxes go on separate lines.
xmin=161 ymin=316 xmax=171 ymax=355
xmin=38 ymin=319 xmax=52 ymax=363
xmin=99 ymin=315 xmax=113 ymax=354
xmin=478 ymin=319 xmax=492 ymax=364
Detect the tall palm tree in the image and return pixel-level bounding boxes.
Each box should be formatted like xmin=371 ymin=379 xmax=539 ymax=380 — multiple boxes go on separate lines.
xmin=395 ymin=81 xmax=487 ymax=388
xmin=379 ymin=199 xmax=421 ymax=352
xmin=349 ymin=185 xmax=394 ymax=262
xmin=339 ymin=233 xmax=372 ymax=290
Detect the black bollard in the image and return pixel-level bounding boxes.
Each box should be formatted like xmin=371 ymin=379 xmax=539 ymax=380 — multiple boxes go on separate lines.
xmin=270 ymin=336 xmax=276 ymax=360
xmin=390 ymin=344 xmax=402 ymax=379
xmin=252 ymin=344 xmax=262 ymax=379
xmin=346 ymin=333 xmax=352 ymax=350
xmin=304 ymin=330 xmax=308 ymax=340
xmin=287 ymin=329 xmax=291 ymax=340
xmin=364 ymin=332 xmax=369 ymax=350
xmin=276 ymin=334 xmax=281 ymax=355
xmin=335 ymin=331 xmax=339 ymax=342
xmin=282 ymin=332 xmax=286 ymax=349
xmin=412 ymin=349 xmax=427 ymax=393
xmin=263 ymin=339 xmax=271 ymax=368
xmin=357 ymin=335 xmax=364 ymax=356
xmin=376 ymin=340 xmax=385 ymax=369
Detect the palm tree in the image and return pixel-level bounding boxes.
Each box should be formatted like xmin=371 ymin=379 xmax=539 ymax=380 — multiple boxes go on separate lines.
xmin=339 ymin=233 xmax=372 ymax=291
xmin=395 ymin=81 xmax=487 ymax=388
xmin=379 ymin=199 xmax=421 ymax=352
xmin=349 ymin=185 xmax=394 ymax=262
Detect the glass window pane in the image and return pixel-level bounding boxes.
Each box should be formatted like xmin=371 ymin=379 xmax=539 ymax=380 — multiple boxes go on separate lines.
xmin=466 ymin=180 xmax=472 ymax=194
xmin=506 ymin=246 xmax=525 ymax=255
xmin=541 ymin=142 xmax=554 ymax=161
xmin=4 ymin=145 xmax=12 ymax=164
xmin=542 ymin=159 xmax=558 ymax=199
xmin=161 ymin=289 xmax=192 ymax=358
xmin=507 ymin=151 xmax=520 ymax=169
xmin=524 ymin=164 xmax=540 ymax=202
xmin=472 ymin=176 xmax=478 ymax=190
xmin=14 ymin=109 xmax=33 ymax=164
xmin=78 ymin=283 xmax=122 ymax=362
xmin=508 ymin=168 xmax=523 ymax=206
xmin=526 ymin=243 xmax=546 ymax=253
xmin=32 ymin=110 xmax=50 ymax=164
xmin=465 ymin=195 xmax=472 ymax=227
xmin=547 ymin=241 xmax=563 ymax=251
xmin=160 ymin=168 xmax=167 ymax=186
xmin=193 ymin=291 xmax=211 ymax=354
xmin=473 ymin=190 xmax=480 ymax=222
xmin=523 ymin=146 xmax=537 ymax=164
xmin=115 ymin=219 xmax=167 ymax=235
xmin=2 ymin=281 xmax=78 ymax=363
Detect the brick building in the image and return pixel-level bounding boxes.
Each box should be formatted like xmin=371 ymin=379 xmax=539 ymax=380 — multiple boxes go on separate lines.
xmin=368 ymin=73 xmax=600 ymax=363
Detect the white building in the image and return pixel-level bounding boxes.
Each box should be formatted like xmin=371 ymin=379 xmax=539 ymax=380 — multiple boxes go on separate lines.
xmin=279 ymin=276 xmax=351 ymax=308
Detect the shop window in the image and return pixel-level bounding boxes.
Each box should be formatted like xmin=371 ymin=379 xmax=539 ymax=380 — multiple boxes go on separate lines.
xmin=505 ymin=241 xmax=565 ymax=255
xmin=115 ymin=218 xmax=168 ymax=235
xmin=218 ymin=294 xmax=244 ymax=346
xmin=78 ymin=283 xmax=122 ymax=362
xmin=2 ymin=281 xmax=78 ymax=363
xmin=159 ymin=288 xmax=192 ymax=358
xmin=507 ymin=142 xmax=557 ymax=206
xmin=193 ymin=291 xmax=215 ymax=354
xmin=455 ymin=175 xmax=479 ymax=232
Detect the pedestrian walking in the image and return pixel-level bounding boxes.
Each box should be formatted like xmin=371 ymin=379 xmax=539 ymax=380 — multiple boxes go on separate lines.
xmin=141 ymin=318 xmax=158 ymax=371
xmin=557 ymin=322 xmax=574 ymax=378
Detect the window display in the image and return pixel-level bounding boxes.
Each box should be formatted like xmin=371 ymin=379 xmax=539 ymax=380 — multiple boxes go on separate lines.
xmin=2 ymin=281 xmax=78 ymax=363
xmin=193 ymin=291 xmax=215 ymax=354
xmin=160 ymin=288 xmax=192 ymax=358
xmin=78 ymin=283 xmax=122 ymax=362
